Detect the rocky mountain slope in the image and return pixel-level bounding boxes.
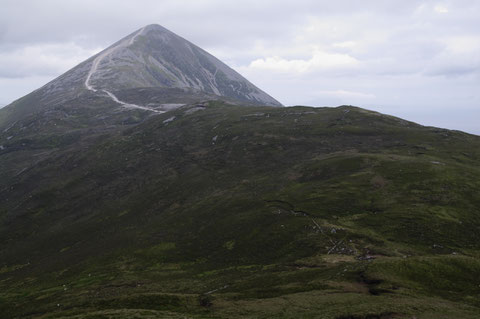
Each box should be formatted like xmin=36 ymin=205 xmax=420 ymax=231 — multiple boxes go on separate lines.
xmin=81 ymin=24 xmax=282 ymax=107
xmin=0 ymin=24 xmax=280 ymax=132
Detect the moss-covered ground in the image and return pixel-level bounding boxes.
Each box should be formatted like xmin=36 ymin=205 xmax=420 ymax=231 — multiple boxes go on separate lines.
xmin=1 ymin=103 xmax=480 ymax=318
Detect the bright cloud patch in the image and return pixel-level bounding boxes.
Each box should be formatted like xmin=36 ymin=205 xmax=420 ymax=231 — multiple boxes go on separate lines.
xmin=443 ymin=36 xmax=480 ymax=54
xmin=434 ymin=5 xmax=449 ymax=13
xmin=0 ymin=43 xmax=99 ymax=78
xmin=316 ymin=90 xmax=376 ymax=100
xmin=424 ymin=36 xmax=480 ymax=76
xmin=248 ymin=48 xmax=359 ymax=73
xmin=333 ymin=41 xmax=357 ymax=49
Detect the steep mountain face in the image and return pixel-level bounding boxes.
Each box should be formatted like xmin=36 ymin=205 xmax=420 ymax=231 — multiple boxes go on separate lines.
xmin=0 ymin=24 xmax=280 ymax=130
xmin=81 ymin=24 xmax=282 ymax=106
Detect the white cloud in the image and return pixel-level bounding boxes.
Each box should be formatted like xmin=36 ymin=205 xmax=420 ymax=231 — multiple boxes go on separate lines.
xmin=333 ymin=41 xmax=357 ymax=49
xmin=248 ymin=47 xmax=359 ymax=74
xmin=0 ymin=42 xmax=99 ymax=78
xmin=434 ymin=5 xmax=449 ymax=14
xmin=424 ymin=36 xmax=480 ymax=76
xmin=443 ymin=35 xmax=480 ymax=54
xmin=315 ymin=90 xmax=376 ymax=100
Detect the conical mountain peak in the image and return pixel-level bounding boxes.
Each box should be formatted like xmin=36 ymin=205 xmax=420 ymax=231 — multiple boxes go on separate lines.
xmin=43 ymin=24 xmax=281 ymax=111
xmin=142 ymin=23 xmax=170 ymax=33
xmin=83 ymin=24 xmax=281 ymax=107
xmin=0 ymin=24 xmax=281 ymax=126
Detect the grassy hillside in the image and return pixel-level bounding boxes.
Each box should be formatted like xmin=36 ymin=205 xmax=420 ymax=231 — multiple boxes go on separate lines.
xmin=1 ymin=102 xmax=480 ymax=318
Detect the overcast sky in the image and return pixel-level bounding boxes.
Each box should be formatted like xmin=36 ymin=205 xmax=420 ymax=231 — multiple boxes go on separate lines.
xmin=1 ymin=0 xmax=479 ymax=134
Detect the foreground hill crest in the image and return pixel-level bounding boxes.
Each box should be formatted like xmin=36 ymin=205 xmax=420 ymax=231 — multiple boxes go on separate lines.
xmin=2 ymin=103 xmax=480 ymax=318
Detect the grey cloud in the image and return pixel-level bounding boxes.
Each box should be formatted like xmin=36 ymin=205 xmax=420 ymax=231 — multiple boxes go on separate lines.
xmin=425 ymin=64 xmax=480 ymax=77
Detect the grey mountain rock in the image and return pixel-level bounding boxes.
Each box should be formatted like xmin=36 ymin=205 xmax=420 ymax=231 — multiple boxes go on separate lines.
xmin=0 ymin=24 xmax=282 ymax=129
xmin=85 ymin=25 xmax=281 ymax=106
xmin=45 ymin=24 xmax=282 ymax=107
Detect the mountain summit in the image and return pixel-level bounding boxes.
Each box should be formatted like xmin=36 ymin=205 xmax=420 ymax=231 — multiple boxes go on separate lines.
xmin=38 ymin=24 xmax=281 ymax=111
xmin=83 ymin=24 xmax=281 ymax=106
xmin=0 ymin=24 xmax=282 ymax=130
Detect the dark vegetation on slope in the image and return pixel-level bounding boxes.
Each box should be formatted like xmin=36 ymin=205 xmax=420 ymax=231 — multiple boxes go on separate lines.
xmin=1 ymin=102 xmax=480 ymax=318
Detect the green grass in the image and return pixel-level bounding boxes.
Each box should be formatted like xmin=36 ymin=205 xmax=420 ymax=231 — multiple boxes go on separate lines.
xmin=1 ymin=103 xmax=480 ymax=318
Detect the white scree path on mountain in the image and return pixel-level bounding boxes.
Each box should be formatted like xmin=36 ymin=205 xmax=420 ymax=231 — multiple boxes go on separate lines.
xmin=84 ymin=27 xmax=163 ymax=114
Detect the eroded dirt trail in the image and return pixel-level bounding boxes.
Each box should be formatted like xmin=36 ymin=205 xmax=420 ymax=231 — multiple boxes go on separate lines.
xmin=84 ymin=27 xmax=162 ymax=113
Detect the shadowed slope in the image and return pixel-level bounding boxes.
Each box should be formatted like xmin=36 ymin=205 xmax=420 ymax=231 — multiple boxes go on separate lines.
xmin=1 ymin=103 xmax=480 ymax=318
